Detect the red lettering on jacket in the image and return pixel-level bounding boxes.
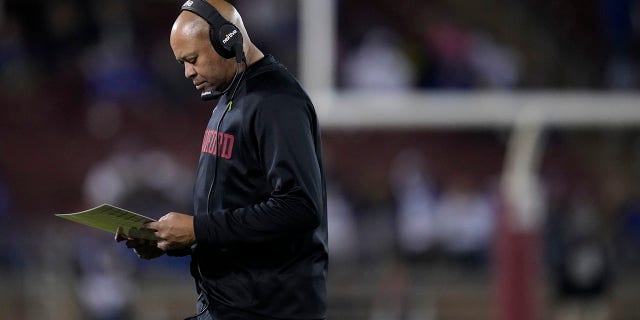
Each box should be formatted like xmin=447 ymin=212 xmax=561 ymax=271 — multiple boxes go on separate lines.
xmin=201 ymin=130 xmax=234 ymax=159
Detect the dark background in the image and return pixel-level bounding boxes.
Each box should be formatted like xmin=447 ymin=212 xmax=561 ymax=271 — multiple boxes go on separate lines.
xmin=1 ymin=0 xmax=639 ymax=319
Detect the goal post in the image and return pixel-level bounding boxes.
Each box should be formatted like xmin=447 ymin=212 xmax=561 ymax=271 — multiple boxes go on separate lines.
xmin=311 ymin=91 xmax=640 ymax=129
xmin=298 ymin=1 xmax=640 ymax=318
xmin=313 ymin=91 xmax=640 ymax=320
xmin=496 ymin=108 xmax=546 ymax=320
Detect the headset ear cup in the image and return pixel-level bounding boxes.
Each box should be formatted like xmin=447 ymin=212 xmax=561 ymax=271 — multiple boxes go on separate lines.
xmin=209 ymin=28 xmax=218 ymax=53
xmin=208 ymin=24 xmax=237 ymax=59
xmin=218 ymin=24 xmax=243 ymax=59
xmin=231 ymin=42 xmax=245 ymax=62
xmin=224 ymin=26 xmax=244 ymax=62
xmin=181 ymin=0 xmax=242 ymax=60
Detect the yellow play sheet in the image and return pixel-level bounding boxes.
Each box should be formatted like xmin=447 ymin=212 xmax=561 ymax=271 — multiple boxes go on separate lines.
xmin=56 ymin=204 xmax=158 ymax=240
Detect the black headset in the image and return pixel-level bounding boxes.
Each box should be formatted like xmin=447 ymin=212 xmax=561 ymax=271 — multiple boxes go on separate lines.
xmin=180 ymin=0 xmax=245 ymax=63
xmin=181 ymin=0 xmax=247 ymax=101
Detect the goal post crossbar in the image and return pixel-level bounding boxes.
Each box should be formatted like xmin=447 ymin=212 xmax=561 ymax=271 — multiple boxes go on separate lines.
xmin=313 ymin=91 xmax=640 ymax=129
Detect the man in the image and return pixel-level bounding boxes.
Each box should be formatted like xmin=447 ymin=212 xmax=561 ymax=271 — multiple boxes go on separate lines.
xmin=116 ymin=1 xmax=328 ymax=319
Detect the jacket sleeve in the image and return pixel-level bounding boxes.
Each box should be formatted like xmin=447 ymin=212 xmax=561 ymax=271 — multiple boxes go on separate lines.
xmin=193 ymin=94 xmax=323 ymax=246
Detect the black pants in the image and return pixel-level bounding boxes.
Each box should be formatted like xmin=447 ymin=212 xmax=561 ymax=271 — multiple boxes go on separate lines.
xmin=184 ymin=292 xmax=213 ymax=320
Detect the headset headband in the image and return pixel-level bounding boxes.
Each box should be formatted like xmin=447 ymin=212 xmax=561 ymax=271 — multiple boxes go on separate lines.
xmin=180 ymin=0 xmax=244 ymax=62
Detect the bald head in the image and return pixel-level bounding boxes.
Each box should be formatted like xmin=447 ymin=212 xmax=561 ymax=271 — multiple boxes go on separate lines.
xmin=171 ymin=12 xmax=209 ymax=42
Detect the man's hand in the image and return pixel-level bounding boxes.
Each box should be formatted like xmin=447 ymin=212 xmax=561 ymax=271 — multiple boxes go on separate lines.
xmin=115 ymin=227 xmax=165 ymax=260
xmin=146 ymin=212 xmax=195 ymax=252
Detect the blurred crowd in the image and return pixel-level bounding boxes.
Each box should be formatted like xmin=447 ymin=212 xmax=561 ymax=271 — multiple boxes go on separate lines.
xmin=1 ymin=0 xmax=640 ymax=319
xmin=1 ymin=0 xmax=638 ymax=101
xmin=321 ymin=130 xmax=640 ymax=319
xmin=338 ymin=0 xmax=640 ymax=90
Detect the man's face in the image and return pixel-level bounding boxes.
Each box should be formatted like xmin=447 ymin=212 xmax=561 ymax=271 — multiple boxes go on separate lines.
xmin=170 ymin=16 xmax=235 ymax=96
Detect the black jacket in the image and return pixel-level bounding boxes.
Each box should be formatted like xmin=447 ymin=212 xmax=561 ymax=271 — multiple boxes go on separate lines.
xmin=191 ymin=55 xmax=328 ymax=320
